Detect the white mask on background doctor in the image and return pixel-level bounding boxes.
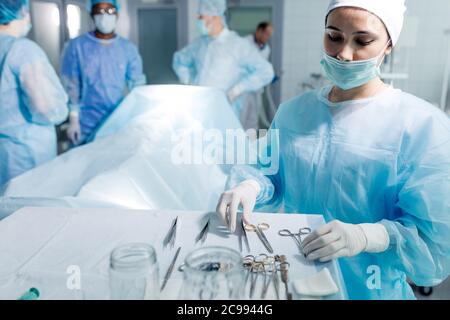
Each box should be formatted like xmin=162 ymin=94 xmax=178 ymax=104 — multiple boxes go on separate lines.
xmin=94 ymin=14 xmax=117 ymax=35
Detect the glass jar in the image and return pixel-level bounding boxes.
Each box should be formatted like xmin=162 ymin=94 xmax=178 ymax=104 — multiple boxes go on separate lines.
xmin=179 ymin=247 xmax=244 ymax=300
xmin=109 ymin=243 xmax=159 ymax=300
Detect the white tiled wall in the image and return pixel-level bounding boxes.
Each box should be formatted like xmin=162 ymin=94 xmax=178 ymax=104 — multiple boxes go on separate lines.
xmin=396 ymin=0 xmax=450 ymax=106
xmin=280 ymin=0 xmax=450 ymax=106
xmin=281 ymin=0 xmax=329 ymax=101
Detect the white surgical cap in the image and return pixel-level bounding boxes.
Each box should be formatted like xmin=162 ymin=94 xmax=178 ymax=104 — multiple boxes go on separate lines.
xmin=326 ymin=0 xmax=407 ymax=46
xmin=198 ymin=0 xmax=227 ymax=17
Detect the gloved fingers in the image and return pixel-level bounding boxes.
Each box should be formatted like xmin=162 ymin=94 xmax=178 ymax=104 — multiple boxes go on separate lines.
xmin=318 ymin=248 xmax=349 ymax=263
xmin=216 ymin=193 xmax=232 ymax=227
xmin=302 ymin=232 xmax=341 ymax=256
xmin=228 ymin=195 xmax=241 ymax=233
xmin=302 ymin=222 xmax=334 ymax=248
xmin=241 ymin=198 xmax=256 ymax=225
xmin=305 ymin=239 xmax=346 ymax=261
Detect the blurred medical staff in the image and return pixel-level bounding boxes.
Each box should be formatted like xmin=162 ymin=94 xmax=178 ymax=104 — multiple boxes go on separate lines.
xmin=172 ymin=0 xmax=274 ymax=121
xmin=61 ymin=0 xmax=146 ymax=146
xmin=0 ymin=0 xmax=68 ymax=187
xmin=245 ymin=22 xmax=273 ymax=61
xmin=241 ymin=22 xmax=274 ymax=131
xmin=217 ymin=0 xmax=450 ymax=300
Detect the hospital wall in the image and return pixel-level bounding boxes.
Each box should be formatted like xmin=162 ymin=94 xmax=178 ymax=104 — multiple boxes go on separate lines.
xmin=116 ymin=0 xmax=131 ymax=38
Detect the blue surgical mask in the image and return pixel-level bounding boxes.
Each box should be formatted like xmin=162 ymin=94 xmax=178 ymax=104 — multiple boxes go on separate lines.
xmin=197 ymin=19 xmax=210 ymax=36
xmin=320 ymin=43 xmax=390 ymax=91
xmin=94 ymin=14 xmax=117 ymax=35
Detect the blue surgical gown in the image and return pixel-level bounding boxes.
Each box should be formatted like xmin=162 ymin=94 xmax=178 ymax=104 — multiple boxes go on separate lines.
xmin=172 ymin=28 xmax=274 ymax=116
xmin=227 ymin=86 xmax=450 ymax=300
xmin=0 ymin=34 xmax=68 ymax=187
xmin=60 ymin=32 xmax=146 ymax=143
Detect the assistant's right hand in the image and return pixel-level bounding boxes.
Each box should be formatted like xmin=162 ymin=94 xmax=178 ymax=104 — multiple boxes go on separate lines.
xmin=216 ymin=180 xmax=261 ymax=233
xmin=67 ymin=113 xmax=81 ymax=145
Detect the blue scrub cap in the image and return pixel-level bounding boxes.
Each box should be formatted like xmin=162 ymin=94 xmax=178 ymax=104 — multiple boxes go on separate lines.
xmin=0 ymin=0 xmax=29 ymax=25
xmin=198 ymin=0 xmax=227 ymax=17
xmin=88 ymin=0 xmax=120 ymax=14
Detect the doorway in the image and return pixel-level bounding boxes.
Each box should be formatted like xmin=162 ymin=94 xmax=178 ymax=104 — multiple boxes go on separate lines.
xmin=128 ymin=0 xmax=188 ymax=85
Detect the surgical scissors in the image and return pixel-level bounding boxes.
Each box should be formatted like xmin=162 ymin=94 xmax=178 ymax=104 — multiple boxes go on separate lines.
xmin=278 ymin=228 xmax=312 ymax=253
xmin=243 ymin=254 xmax=285 ymax=300
xmin=243 ymin=254 xmax=274 ymax=299
xmin=245 ymin=223 xmax=273 ymax=253
xmin=238 ymin=219 xmax=251 ymax=253
xmin=260 ymin=260 xmax=280 ymax=300
xmin=276 ymin=255 xmax=292 ymax=300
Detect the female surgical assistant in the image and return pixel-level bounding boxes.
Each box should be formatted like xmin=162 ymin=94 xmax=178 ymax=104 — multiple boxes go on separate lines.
xmin=216 ymin=0 xmax=450 ymax=300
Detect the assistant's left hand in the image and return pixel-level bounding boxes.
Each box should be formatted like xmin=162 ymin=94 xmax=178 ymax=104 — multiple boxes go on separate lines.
xmin=302 ymin=220 xmax=390 ymax=263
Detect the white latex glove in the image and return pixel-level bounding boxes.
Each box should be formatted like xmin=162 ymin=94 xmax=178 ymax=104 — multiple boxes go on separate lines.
xmin=216 ymin=180 xmax=261 ymax=233
xmin=67 ymin=112 xmax=81 ymax=145
xmin=227 ymin=84 xmax=244 ymax=104
xmin=302 ymin=220 xmax=389 ymax=263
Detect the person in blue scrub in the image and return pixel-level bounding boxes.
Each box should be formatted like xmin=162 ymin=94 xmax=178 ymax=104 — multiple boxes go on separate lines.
xmin=172 ymin=0 xmax=274 ymax=121
xmin=216 ymin=0 xmax=450 ymax=300
xmin=61 ymin=0 xmax=146 ymax=146
xmin=0 ymin=0 xmax=68 ymax=187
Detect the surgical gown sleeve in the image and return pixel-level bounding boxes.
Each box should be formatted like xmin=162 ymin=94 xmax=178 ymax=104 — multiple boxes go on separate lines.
xmin=126 ymin=43 xmax=146 ymax=89
xmin=16 ymin=40 xmax=68 ymax=125
xmin=226 ymin=117 xmax=284 ymax=212
xmin=60 ymin=41 xmax=81 ymax=113
xmin=172 ymin=40 xmax=199 ymax=85
xmin=379 ymin=111 xmax=450 ymax=287
xmin=231 ymin=41 xmax=274 ymax=95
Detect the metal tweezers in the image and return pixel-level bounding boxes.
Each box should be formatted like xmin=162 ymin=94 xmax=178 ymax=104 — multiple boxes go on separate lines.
xmin=163 ymin=217 xmax=178 ymax=249
xmin=160 ymin=247 xmax=182 ymax=292
xmin=196 ymin=217 xmax=210 ymax=244
xmin=239 ymin=219 xmax=251 ymax=252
